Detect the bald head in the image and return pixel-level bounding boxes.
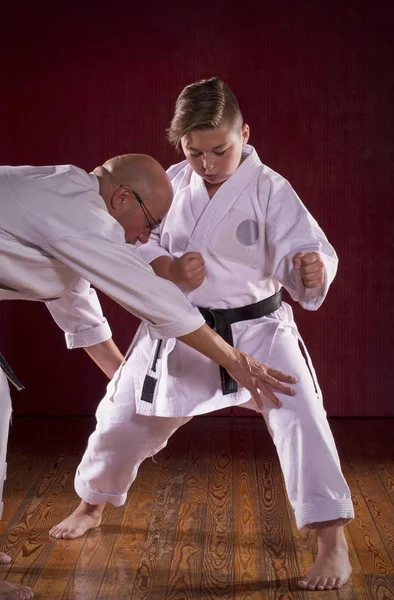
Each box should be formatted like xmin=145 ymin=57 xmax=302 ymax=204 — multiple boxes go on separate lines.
xmin=94 ymin=153 xmax=173 ymax=243
xmin=97 ymin=153 xmax=172 ymax=210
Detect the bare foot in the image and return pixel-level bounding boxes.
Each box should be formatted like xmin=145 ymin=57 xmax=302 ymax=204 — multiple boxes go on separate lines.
xmin=49 ymin=501 xmax=104 ymax=539
xmin=0 ymin=553 xmax=11 ymax=565
xmin=297 ymin=521 xmax=352 ymax=591
xmin=0 ymin=580 xmax=34 ymax=599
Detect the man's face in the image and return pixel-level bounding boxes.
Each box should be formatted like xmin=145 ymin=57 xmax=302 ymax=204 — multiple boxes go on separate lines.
xmin=115 ymin=187 xmax=171 ymax=244
xmin=181 ymin=124 xmax=249 ymax=186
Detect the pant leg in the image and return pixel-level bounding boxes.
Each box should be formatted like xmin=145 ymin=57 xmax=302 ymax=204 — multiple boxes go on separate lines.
xmin=242 ymin=324 xmax=354 ymax=530
xmin=75 ymin=358 xmax=192 ymax=506
xmin=0 ymin=371 xmax=12 ymax=519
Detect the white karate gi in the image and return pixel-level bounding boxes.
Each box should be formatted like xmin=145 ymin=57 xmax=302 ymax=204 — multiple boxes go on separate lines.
xmin=0 ymin=164 xmax=204 ymax=517
xmin=75 ymin=146 xmax=354 ymax=529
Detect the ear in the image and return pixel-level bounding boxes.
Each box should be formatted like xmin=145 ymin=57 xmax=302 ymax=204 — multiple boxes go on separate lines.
xmin=241 ymin=123 xmax=250 ymax=145
xmin=110 ymin=185 xmax=132 ymax=213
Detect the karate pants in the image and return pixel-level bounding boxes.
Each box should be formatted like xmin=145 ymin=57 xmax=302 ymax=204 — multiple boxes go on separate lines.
xmin=75 ymin=325 xmax=354 ymax=530
xmin=0 ymin=370 xmax=12 ymax=519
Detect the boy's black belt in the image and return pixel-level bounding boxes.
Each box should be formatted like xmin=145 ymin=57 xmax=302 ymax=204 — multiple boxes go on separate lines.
xmin=197 ymin=289 xmax=283 ymax=395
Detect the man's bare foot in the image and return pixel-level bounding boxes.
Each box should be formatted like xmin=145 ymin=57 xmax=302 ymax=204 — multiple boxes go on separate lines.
xmin=297 ymin=520 xmax=352 ymax=591
xmin=49 ymin=500 xmax=104 ymax=539
xmin=0 ymin=553 xmax=11 ymax=565
xmin=0 ymin=580 xmax=34 ymax=599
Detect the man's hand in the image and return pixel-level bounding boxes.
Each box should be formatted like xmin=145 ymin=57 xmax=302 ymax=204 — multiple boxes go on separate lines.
xmin=225 ymin=350 xmax=297 ymax=409
xmin=293 ymin=252 xmax=325 ymax=288
xmin=179 ymin=324 xmax=297 ymax=409
xmin=169 ymin=252 xmax=205 ymax=289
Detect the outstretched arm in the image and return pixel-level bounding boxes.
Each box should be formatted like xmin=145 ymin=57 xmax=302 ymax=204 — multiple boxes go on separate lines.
xmin=84 ymin=338 xmax=124 ymax=379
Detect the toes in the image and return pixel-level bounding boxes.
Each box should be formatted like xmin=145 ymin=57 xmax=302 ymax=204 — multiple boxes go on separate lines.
xmin=296 ymin=577 xmax=308 ymax=589
xmin=316 ymin=577 xmax=328 ymax=590
xmin=334 ymin=578 xmax=342 ymax=589
xmin=307 ymin=577 xmax=320 ymax=590
xmin=51 ymin=528 xmax=67 ymax=539
xmin=326 ymin=577 xmax=335 ymax=590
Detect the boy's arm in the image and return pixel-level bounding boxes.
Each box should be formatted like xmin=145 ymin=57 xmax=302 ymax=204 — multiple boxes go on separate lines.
xmin=265 ymin=179 xmax=338 ymax=311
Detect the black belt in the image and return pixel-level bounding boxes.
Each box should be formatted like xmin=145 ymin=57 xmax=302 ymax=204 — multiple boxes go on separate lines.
xmin=0 ymin=351 xmax=25 ymax=391
xmin=197 ymin=289 xmax=283 ymax=395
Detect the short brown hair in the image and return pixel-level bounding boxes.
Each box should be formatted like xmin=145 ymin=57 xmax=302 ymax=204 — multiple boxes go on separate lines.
xmin=167 ymin=77 xmax=243 ymax=148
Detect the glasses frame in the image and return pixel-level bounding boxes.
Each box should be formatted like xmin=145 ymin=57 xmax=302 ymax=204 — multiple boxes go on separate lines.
xmin=131 ymin=189 xmax=160 ymax=232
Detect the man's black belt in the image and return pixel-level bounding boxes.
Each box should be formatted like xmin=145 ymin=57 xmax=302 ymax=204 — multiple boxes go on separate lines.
xmin=197 ymin=289 xmax=283 ymax=395
xmin=0 ymin=351 xmax=25 ymax=391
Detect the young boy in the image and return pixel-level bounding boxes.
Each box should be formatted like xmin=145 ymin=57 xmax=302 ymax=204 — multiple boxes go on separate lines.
xmin=51 ymin=78 xmax=354 ymax=592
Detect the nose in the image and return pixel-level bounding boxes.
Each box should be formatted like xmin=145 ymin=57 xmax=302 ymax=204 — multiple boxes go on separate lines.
xmin=202 ymin=156 xmax=214 ymax=172
xmin=138 ymin=228 xmax=151 ymax=245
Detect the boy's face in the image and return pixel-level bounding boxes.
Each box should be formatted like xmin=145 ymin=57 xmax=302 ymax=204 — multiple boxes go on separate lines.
xmin=181 ymin=124 xmax=249 ymax=186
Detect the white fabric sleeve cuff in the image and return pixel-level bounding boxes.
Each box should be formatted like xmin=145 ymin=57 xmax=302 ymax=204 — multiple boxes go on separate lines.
xmin=65 ymin=319 xmax=112 ymax=349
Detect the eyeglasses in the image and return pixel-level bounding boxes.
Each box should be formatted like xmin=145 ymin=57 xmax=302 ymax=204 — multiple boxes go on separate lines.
xmin=131 ymin=189 xmax=160 ymax=232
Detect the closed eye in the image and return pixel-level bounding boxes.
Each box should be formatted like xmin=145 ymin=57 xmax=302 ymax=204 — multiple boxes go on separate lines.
xmin=214 ymin=150 xmax=226 ymax=156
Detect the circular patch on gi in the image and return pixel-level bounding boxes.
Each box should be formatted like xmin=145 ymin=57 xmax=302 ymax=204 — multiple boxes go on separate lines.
xmin=236 ymin=219 xmax=259 ymax=246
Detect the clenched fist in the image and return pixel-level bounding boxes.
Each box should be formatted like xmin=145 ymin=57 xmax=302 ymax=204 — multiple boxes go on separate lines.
xmin=292 ymin=252 xmax=325 ymax=288
xmin=169 ymin=252 xmax=205 ymax=289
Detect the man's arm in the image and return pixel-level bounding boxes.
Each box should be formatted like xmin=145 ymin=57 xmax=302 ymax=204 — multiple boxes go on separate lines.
xmin=84 ymin=338 xmax=124 ymax=379
xmin=179 ymin=323 xmax=297 ymax=409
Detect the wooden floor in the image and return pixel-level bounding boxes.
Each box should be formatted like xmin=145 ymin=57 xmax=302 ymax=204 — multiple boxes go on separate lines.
xmin=0 ymin=417 xmax=393 ymax=600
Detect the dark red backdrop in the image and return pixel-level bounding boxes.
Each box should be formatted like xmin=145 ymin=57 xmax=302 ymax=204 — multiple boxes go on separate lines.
xmin=1 ymin=1 xmax=393 ymax=416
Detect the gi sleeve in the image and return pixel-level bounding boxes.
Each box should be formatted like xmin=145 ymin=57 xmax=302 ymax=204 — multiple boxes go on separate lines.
xmin=45 ymin=278 xmax=112 ymax=349
xmin=264 ymin=179 xmax=338 ymax=311
xmin=41 ymin=231 xmax=205 ymax=339
xmin=137 ymin=227 xmax=172 ymax=265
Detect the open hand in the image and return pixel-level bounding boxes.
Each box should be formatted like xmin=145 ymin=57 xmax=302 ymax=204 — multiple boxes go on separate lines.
xmin=225 ymin=350 xmax=297 ymax=409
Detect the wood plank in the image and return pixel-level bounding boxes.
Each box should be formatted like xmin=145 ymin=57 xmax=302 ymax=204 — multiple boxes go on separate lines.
xmin=232 ymin=418 xmax=267 ymax=599
xmin=165 ymin=418 xmax=211 ymax=600
xmin=367 ymin=574 xmax=394 ymax=599
xmin=129 ymin=422 xmax=191 ymax=600
xmin=200 ymin=418 xmax=234 ymax=600
xmin=253 ymin=419 xmax=308 ymax=600
xmin=332 ymin=420 xmax=394 ymax=570
xmin=98 ymin=450 xmax=166 ymax=600
xmin=350 ymin=419 xmax=394 ymax=501
xmin=61 ymin=502 xmax=127 ymax=600
xmin=0 ymin=448 xmax=84 ymax=585
xmin=1 ymin=417 xmax=394 ymax=599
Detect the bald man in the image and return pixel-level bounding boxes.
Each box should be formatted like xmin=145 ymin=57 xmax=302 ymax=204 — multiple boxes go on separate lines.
xmin=0 ymin=154 xmax=296 ymax=599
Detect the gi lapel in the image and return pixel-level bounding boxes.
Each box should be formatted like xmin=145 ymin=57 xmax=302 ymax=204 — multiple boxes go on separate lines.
xmin=186 ymin=146 xmax=262 ymax=253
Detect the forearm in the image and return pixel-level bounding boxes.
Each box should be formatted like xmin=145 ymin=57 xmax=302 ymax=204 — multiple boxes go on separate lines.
xmin=83 ymin=338 xmax=124 ymax=379
xmin=178 ymin=324 xmax=236 ymax=370
xmin=150 ymin=256 xmax=176 ymax=282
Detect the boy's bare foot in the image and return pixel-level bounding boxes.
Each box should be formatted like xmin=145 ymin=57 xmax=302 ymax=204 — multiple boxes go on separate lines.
xmin=0 ymin=580 xmax=34 ymax=599
xmin=297 ymin=520 xmax=352 ymax=591
xmin=49 ymin=500 xmax=104 ymax=539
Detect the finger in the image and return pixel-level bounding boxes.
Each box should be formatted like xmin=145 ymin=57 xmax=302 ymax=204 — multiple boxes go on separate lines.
xmin=300 ymin=252 xmax=319 ymax=266
xmin=258 ymin=374 xmax=296 ymax=396
xmin=292 ymin=252 xmax=304 ymax=270
xmin=188 ymin=263 xmax=205 ymax=274
xmin=190 ymin=278 xmax=205 ymax=288
xmin=258 ymin=384 xmax=283 ymax=408
xmin=248 ymin=383 xmax=282 ymax=408
xmin=302 ymin=274 xmax=324 ymax=286
xmin=266 ymin=369 xmax=298 ymax=383
xmin=301 ymin=266 xmax=323 ymax=278
xmin=184 ymin=252 xmax=204 ymax=262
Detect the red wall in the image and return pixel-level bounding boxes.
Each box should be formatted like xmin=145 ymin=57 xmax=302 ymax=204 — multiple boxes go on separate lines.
xmin=1 ymin=1 xmax=393 ymax=416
